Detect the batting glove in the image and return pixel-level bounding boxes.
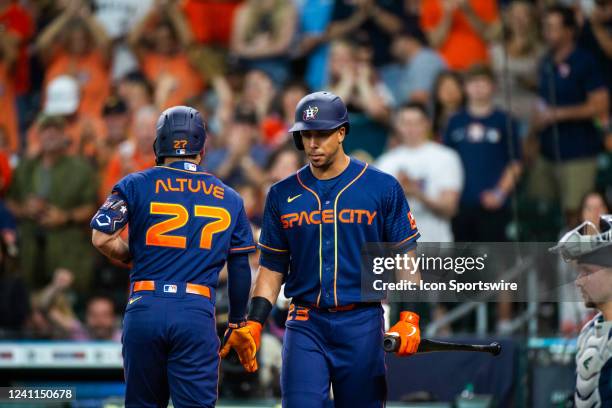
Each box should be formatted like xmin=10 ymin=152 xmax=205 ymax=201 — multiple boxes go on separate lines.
xmin=219 ymin=320 xmax=262 ymax=372
xmin=386 ymin=311 xmax=421 ymax=356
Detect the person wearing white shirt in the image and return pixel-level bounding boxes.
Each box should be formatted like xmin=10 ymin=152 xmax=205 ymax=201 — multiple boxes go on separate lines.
xmin=376 ymin=102 xmax=463 ymax=242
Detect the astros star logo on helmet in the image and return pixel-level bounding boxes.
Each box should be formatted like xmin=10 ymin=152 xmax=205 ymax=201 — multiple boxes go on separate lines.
xmin=303 ymin=106 xmax=319 ymax=121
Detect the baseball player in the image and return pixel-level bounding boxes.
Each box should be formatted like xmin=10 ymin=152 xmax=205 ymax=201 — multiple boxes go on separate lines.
xmin=221 ymin=91 xmax=422 ymax=407
xmin=91 ymin=106 xmax=257 ymax=407
xmin=551 ymin=215 xmax=612 ymax=408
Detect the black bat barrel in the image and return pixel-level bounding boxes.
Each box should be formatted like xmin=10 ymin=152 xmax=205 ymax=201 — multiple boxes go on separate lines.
xmin=383 ymin=335 xmax=501 ymax=356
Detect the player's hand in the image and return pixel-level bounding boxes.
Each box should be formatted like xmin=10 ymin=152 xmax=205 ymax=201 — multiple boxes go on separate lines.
xmin=219 ymin=320 xmax=262 ymax=372
xmin=386 ymin=311 xmax=420 ymax=356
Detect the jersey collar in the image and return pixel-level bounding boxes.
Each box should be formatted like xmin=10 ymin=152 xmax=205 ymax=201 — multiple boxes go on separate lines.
xmin=298 ymin=156 xmax=365 ymax=187
xmin=163 ymin=161 xmax=203 ymax=173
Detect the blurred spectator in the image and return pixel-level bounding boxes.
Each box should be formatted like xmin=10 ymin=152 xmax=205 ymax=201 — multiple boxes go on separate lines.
xmin=117 ymin=71 xmax=154 ymax=115
xmin=579 ymin=0 xmax=612 ymax=111
xmin=528 ymin=5 xmax=609 ymax=227
xmin=181 ymin=0 xmax=241 ymax=78
xmin=205 ymin=105 xmax=270 ymax=188
xmin=128 ymin=0 xmax=203 ymax=109
xmin=92 ymin=0 xmax=153 ymax=80
xmin=327 ymin=0 xmax=412 ymax=67
xmin=558 ymin=191 xmax=609 ymax=335
xmin=36 ymin=0 xmax=111 ymax=119
xmin=29 ymin=268 xmax=77 ymax=339
xmin=6 ymin=116 xmax=98 ymax=293
xmin=0 ymin=218 xmax=28 ymax=338
xmin=0 ymin=126 xmax=12 ymax=196
xmin=382 ymin=26 xmax=447 ymax=106
xmin=100 ymin=105 xmax=157 ymax=201
xmin=263 ymin=144 xmax=305 ymax=191
xmin=26 ymin=75 xmax=106 ymax=159
xmin=490 ymin=0 xmax=543 ymax=128
xmin=97 ymin=96 xmax=131 ymax=171
xmin=0 ymin=0 xmax=34 ymax=135
xmin=432 ymin=71 xmax=466 ymax=138
xmin=241 ymin=69 xmax=277 ymax=124
xmin=293 ymin=0 xmax=335 ymax=90
xmin=235 ymin=182 xmax=262 ymax=227
xmin=376 ymin=103 xmax=463 ymax=242
xmin=327 ymin=39 xmax=393 ymax=158
xmin=230 ymin=0 xmax=296 ymax=85
xmin=444 ymin=65 xmax=522 ymax=242
xmin=260 ymin=80 xmax=309 ymax=148
xmin=71 ymin=295 xmax=121 ymax=341
xmin=421 ymin=0 xmax=501 ymax=70
xmin=0 ymin=29 xmax=19 ymax=153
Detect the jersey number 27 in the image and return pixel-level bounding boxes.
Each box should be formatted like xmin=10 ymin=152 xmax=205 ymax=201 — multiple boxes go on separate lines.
xmin=146 ymin=202 xmax=231 ymax=250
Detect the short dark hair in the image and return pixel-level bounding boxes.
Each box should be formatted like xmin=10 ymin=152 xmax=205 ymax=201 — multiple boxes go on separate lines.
xmin=464 ymin=64 xmax=496 ymax=83
xmin=546 ymin=5 xmax=578 ymax=31
xmin=398 ymin=102 xmax=430 ymax=119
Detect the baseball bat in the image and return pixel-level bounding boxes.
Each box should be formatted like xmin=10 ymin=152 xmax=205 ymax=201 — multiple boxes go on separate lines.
xmin=383 ymin=335 xmax=501 ymax=356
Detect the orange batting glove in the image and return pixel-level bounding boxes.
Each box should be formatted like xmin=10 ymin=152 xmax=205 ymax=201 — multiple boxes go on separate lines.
xmin=219 ymin=320 xmax=262 ymax=372
xmin=386 ymin=311 xmax=421 ymax=356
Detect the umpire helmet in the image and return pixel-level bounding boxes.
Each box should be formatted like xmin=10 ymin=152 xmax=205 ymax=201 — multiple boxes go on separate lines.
xmin=550 ymin=215 xmax=612 ymax=266
xmin=153 ymin=106 xmax=206 ymax=164
xmin=288 ymin=91 xmax=350 ymax=150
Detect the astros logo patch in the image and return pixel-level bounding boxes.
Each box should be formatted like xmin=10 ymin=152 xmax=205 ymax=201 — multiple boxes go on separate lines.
xmin=303 ymin=106 xmax=319 ymax=121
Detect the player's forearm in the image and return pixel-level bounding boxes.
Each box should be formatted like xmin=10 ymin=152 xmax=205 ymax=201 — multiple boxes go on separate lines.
xmin=227 ymin=253 xmax=252 ymax=323
xmin=91 ymin=229 xmax=131 ymax=263
xmin=252 ymin=266 xmax=283 ymax=307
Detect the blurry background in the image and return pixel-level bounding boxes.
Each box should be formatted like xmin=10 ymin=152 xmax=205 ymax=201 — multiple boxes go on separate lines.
xmin=0 ymin=0 xmax=611 ymax=406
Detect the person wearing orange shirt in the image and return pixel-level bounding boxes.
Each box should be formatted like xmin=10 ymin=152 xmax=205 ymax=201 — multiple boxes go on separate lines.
xmin=128 ymin=1 xmax=203 ymax=110
xmin=0 ymin=29 xmax=19 ymax=154
xmin=26 ymin=76 xmax=106 ymax=161
xmin=36 ymin=0 xmax=110 ymax=119
xmin=421 ymin=0 xmax=500 ymax=70
xmin=99 ymin=105 xmax=157 ymax=202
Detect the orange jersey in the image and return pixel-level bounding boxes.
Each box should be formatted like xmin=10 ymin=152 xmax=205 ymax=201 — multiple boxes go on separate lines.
xmin=421 ymin=0 xmax=498 ymax=70
xmin=141 ymin=52 xmax=204 ymax=109
xmin=45 ymin=50 xmax=110 ymax=118
xmin=0 ymin=62 xmax=19 ymax=154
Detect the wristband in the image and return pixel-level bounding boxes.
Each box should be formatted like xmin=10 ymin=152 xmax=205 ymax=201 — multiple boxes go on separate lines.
xmin=247 ymin=296 xmax=273 ymax=325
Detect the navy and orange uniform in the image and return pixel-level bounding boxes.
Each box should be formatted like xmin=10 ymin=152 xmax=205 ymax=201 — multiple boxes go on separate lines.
xmin=91 ymin=161 xmax=255 ymax=407
xmin=259 ymin=157 xmax=419 ymax=407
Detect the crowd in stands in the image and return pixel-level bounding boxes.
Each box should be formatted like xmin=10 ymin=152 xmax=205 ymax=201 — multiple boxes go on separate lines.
xmin=0 ymin=0 xmax=611 ymax=353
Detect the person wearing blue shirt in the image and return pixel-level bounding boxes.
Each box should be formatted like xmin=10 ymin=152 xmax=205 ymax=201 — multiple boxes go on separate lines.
xmin=528 ymin=5 xmax=609 ymax=226
xmin=444 ymin=65 xmax=522 ymax=242
xmin=382 ymin=26 xmax=446 ymax=107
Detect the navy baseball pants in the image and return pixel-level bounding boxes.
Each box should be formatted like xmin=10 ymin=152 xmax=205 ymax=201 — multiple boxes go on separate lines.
xmin=281 ymin=303 xmax=387 ymax=408
xmin=122 ymin=283 xmax=219 ymax=407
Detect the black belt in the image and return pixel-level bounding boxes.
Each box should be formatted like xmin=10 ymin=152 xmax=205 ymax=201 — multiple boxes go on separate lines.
xmin=292 ymin=300 xmax=380 ymax=313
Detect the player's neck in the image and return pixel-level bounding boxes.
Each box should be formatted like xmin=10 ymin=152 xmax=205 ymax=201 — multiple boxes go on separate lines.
xmin=599 ymin=302 xmax=612 ymax=321
xmin=310 ymin=153 xmax=350 ymax=180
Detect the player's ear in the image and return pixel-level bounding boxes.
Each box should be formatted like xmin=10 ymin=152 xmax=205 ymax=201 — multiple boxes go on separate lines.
xmin=337 ymin=126 xmax=346 ymax=144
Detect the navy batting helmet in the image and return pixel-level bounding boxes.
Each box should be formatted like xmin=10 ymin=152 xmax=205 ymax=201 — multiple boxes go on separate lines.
xmin=288 ymin=91 xmax=350 ymax=150
xmin=153 ymin=106 xmax=206 ymax=164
